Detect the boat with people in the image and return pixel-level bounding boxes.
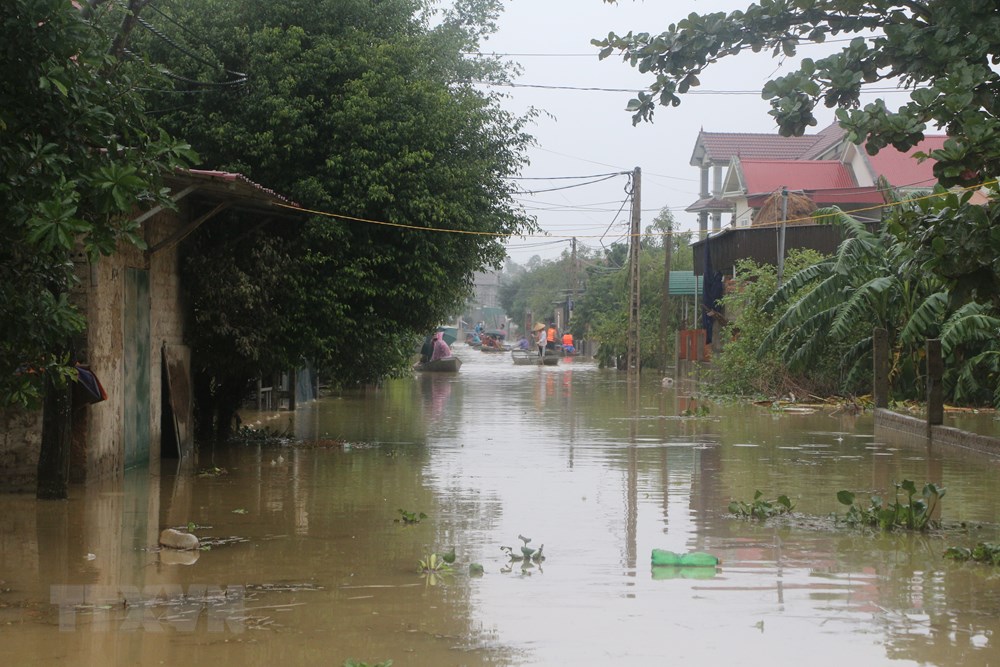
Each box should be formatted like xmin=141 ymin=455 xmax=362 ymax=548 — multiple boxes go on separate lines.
xmin=478 ymin=331 xmax=510 ymax=352
xmin=511 ymin=350 xmax=559 ymax=366
xmin=415 ymin=327 xmax=461 ymax=372
xmin=414 ymin=356 xmax=462 ymax=372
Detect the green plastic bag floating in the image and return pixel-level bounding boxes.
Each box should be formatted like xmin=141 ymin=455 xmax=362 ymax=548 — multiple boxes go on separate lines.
xmin=651 ymin=565 xmax=718 ymax=580
xmin=651 ymin=549 xmax=720 ymax=567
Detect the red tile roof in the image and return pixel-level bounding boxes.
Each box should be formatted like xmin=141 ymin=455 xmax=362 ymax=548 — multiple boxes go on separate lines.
xmin=864 ymin=136 xmax=945 ymax=189
xmin=738 ymin=159 xmax=856 ymax=195
xmin=799 ymin=123 xmax=846 ymax=160
xmin=697 ymin=131 xmax=820 ymax=162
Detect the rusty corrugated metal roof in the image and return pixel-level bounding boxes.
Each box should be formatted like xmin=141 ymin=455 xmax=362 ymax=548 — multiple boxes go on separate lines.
xmin=179 ymin=169 xmax=300 ymax=207
xmin=685 ymin=196 xmax=733 ymax=213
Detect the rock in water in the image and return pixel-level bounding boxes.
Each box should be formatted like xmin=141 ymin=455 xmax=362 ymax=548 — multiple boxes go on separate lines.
xmin=159 ymin=528 xmax=200 ymax=551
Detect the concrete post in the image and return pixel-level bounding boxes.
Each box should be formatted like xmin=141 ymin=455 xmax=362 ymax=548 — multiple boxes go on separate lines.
xmin=873 ymin=327 xmax=889 ymax=408
xmin=926 ymin=339 xmax=943 ymax=426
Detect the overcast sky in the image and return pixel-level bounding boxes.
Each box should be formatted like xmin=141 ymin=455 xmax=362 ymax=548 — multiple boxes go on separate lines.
xmin=481 ymin=0 xmax=895 ymax=266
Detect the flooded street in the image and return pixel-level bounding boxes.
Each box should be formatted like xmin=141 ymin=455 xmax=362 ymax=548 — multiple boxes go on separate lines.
xmin=4 ymin=344 xmax=1000 ymax=665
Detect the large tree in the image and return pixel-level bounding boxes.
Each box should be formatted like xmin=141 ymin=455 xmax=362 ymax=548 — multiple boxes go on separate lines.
xmin=125 ymin=0 xmax=535 ymax=434
xmin=0 ymin=0 xmax=192 ymax=408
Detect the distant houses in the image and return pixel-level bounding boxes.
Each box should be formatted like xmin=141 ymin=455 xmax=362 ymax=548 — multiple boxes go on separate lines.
xmin=686 ymin=122 xmax=947 ymax=350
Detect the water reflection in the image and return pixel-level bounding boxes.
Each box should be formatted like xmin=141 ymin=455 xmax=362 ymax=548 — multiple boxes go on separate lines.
xmin=4 ymin=347 xmax=1000 ymax=665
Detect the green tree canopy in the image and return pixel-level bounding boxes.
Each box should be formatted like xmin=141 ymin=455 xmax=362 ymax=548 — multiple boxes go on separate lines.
xmin=0 ymin=0 xmax=193 ymax=407
xmin=124 ymin=0 xmax=535 ymax=433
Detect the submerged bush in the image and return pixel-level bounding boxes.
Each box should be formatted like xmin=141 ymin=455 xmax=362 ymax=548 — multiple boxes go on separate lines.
xmin=837 ymin=480 xmax=945 ymax=531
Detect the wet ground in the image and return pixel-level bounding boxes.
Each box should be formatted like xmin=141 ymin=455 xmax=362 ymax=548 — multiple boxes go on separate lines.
xmin=4 ymin=344 xmax=1000 ymax=665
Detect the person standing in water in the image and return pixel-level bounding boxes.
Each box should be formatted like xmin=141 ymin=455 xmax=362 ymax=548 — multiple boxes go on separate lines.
xmin=534 ymin=323 xmax=547 ymax=357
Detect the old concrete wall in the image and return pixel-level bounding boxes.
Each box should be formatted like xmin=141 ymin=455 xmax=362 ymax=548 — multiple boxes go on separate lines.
xmin=146 ymin=211 xmax=190 ymax=460
xmin=76 ymin=208 xmax=190 ymax=481
xmin=874 ymin=408 xmax=1000 ymax=457
xmin=79 ymin=241 xmax=141 ymax=481
xmin=0 ymin=408 xmax=43 ymax=493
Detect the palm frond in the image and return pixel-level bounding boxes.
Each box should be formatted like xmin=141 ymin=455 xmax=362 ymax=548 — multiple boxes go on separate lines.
xmin=899 ymin=291 xmax=947 ymax=346
xmin=941 ymin=312 xmax=1000 ymax=356
xmin=829 ymin=276 xmax=895 ymax=339
xmin=832 ymin=235 xmax=882 ymax=276
xmin=762 ymin=260 xmax=832 ymax=313
xmin=814 ymin=206 xmax=873 ymax=242
xmin=951 ymin=350 xmax=1000 ymax=404
xmin=784 ymin=309 xmax=837 ymax=371
xmin=843 ymin=337 xmax=875 ymax=390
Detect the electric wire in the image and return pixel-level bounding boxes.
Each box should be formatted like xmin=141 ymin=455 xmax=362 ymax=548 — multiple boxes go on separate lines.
xmin=271 ymin=179 xmax=997 ymax=240
xmin=476 ymin=80 xmax=921 ymax=95
xmin=518 ymin=173 xmax=626 ymax=195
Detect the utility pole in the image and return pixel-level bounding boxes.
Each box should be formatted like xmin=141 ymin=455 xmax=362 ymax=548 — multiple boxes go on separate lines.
xmin=659 ymin=220 xmax=672 ymax=371
xmin=777 ymin=187 xmax=788 ymax=287
xmin=570 ymin=236 xmax=578 ymax=321
xmin=626 ymin=167 xmax=641 ymax=381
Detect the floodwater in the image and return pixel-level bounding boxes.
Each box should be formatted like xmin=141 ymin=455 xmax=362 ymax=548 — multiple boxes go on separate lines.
xmin=4 ymin=345 xmax=1000 ymax=666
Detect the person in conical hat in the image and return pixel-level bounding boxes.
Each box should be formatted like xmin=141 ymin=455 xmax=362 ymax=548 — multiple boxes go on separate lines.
xmin=534 ymin=323 xmax=547 ymax=357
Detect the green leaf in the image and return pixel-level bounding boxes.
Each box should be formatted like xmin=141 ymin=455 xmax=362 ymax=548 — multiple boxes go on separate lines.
xmin=837 ymin=490 xmax=855 ymax=506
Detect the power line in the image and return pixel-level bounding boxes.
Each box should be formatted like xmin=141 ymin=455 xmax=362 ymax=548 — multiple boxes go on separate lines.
xmin=272 ymin=179 xmax=996 ymax=239
xmin=464 ymin=38 xmax=880 ymax=59
xmin=477 ymin=80 xmax=921 ymax=95
xmin=518 ymin=173 xmax=625 ymax=195
xmin=509 ymin=172 xmax=626 ymax=181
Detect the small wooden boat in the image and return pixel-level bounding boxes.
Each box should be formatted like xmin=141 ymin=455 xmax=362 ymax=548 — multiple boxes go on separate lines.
xmin=511 ymin=350 xmax=559 ymax=366
xmin=479 ymin=345 xmax=509 ymax=353
xmin=414 ymin=357 xmax=462 ymax=373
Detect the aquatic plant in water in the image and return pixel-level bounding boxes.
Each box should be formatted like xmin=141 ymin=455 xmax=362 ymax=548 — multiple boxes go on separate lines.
xmin=837 ymin=480 xmax=945 ymax=531
xmin=417 ymin=552 xmax=453 ymax=587
xmin=944 ymin=542 xmax=1000 ymax=565
xmin=417 ymin=552 xmax=452 ymax=573
xmin=343 ymin=660 xmax=392 ymax=667
xmin=395 ymin=509 xmax=427 ymax=525
xmin=728 ymin=490 xmax=794 ymax=520
xmin=501 ymin=534 xmax=546 ymax=562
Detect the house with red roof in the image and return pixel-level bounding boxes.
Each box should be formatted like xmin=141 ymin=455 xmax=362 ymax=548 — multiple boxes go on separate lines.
xmin=1 ymin=170 xmax=303 ymax=492
xmin=689 ymin=123 xmax=943 ymax=234
xmin=686 ymin=122 xmax=946 ymax=352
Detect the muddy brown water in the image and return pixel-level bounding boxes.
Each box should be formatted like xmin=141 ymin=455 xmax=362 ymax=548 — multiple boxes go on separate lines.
xmin=3 ymin=344 xmax=1000 ymax=665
